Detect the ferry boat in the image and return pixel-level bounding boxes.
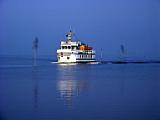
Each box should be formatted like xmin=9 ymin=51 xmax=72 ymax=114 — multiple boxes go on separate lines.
xmin=57 ymin=30 xmax=96 ymax=63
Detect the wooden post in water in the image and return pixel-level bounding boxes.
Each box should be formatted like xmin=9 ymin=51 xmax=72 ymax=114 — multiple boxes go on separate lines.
xmin=100 ymin=48 xmax=103 ymax=62
xmin=120 ymin=44 xmax=125 ymax=62
xmin=32 ymin=37 xmax=39 ymax=66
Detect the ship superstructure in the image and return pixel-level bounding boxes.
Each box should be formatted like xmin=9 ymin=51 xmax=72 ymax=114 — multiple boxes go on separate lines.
xmin=57 ymin=30 xmax=96 ymax=63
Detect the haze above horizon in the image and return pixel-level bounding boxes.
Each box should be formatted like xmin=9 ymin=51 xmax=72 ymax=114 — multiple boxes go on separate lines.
xmin=0 ymin=0 xmax=160 ymax=60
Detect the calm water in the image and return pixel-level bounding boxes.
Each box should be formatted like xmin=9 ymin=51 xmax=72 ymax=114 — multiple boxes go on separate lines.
xmin=0 ymin=57 xmax=160 ymax=120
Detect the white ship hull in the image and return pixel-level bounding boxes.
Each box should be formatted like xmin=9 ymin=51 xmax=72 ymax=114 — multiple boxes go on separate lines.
xmin=57 ymin=50 xmax=96 ymax=63
xmin=56 ymin=30 xmax=96 ymax=63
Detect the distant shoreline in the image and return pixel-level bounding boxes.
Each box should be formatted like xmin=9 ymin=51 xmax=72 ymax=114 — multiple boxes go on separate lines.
xmin=101 ymin=61 xmax=160 ymax=64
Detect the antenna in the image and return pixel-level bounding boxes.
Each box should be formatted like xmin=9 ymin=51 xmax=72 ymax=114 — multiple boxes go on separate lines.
xmin=69 ymin=26 xmax=72 ymax=32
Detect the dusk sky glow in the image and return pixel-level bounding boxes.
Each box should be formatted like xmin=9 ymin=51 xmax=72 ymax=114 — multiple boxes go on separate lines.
xmin=0 ymin=0 xmax=160 ymax=60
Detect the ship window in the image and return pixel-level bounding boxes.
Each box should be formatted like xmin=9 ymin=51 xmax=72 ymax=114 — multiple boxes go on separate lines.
xmin=61 ymin=52 xmax=63 ymax=57
xmin=62 ymin=46 xmax=65 ymax=49
xmin=73 ymin=46 xmax=75 ymax=50
xmin=64 ymin=46 xmax=67 ymax=49
xmin=67 ymin=57 xmax=70 ymax=59
xmin=68 ymin=46 xmax=71 ymax=49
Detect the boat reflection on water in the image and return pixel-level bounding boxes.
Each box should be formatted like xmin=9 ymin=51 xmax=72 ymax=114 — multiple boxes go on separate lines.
xmin=57 ymin=65 xmax=89 ymax=108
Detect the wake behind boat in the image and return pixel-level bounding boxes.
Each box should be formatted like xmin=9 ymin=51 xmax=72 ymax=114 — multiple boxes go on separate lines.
xmin=57 ymin=30 xmax=96 ymax=63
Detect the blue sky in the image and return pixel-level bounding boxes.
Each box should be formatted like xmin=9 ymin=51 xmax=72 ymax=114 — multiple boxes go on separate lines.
xmin=0 ymin=0 xmax=160 ymax=60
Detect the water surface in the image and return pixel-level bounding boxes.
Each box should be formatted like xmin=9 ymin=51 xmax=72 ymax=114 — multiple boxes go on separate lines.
xmin=0 ymin=57 xmax=160 ymax=120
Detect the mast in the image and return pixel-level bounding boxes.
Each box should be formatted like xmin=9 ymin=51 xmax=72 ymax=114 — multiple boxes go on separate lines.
xmin=100 ymin=48 xmax=103 ymax=62
xmin=66 ymin=30 xmax=74 ymax=42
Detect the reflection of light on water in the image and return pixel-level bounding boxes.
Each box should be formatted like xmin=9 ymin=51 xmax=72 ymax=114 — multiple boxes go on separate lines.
xmin=58 ymin=80 xmax=76 ymax=106
xmin=58 ymin=63 xmax=78 ymax=66
xmin=57 ymin=79 xmax=88 ymax=107
xmin=58 ymin=80 xmax=76 ymax=98
xmin=57 ymin=65 xmax=89 ymax=107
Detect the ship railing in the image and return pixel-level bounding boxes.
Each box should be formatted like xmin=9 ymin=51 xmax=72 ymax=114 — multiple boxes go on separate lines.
xmin=57 ymin=49 xmax=72 ymax=53
xmin=61 ymin=41 xmax=78 ymax=46
xmin=78 ymin=50 xmax=96 ymax=53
